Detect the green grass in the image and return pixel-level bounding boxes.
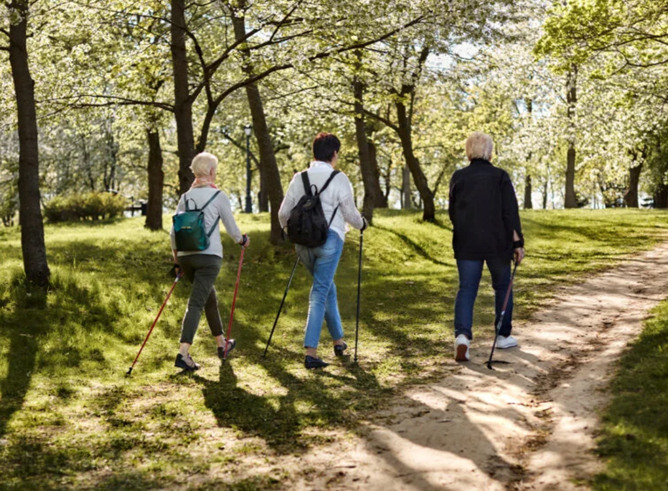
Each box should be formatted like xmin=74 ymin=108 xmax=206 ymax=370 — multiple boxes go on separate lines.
xmin=592 ymin=299 xmax=668 ymax=491
xmin=0 ymin=209 xmax=667 ymax=490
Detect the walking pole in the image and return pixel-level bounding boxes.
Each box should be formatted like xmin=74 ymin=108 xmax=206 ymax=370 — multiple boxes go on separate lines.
xmin=127 ymin=272 xmax=183 ymax=376
xmin=263 ymin=256 xmax=300 ymax=358
xmin=223 ymin=245 xmax=246 ymax=362
xmin=354 ymin=228 xmax=364 ymax=364
xmin=486 ymin=260 xmax=518 ymax=370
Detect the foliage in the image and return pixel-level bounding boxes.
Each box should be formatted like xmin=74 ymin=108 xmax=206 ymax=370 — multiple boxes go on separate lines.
xmin=43 ymin=192 xmax=128 ymax=222
xmin=593 ymin=298 xmax=668 ymax=490
xmin=0 ymin=210 xmax=667 ymax=488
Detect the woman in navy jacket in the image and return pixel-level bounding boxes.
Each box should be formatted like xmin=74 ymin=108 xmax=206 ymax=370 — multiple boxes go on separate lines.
xmin=448 ymin=132 xmax=525 ymax=361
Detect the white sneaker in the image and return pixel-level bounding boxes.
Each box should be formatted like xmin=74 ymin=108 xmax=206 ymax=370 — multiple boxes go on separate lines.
xmin=496 ymin=335 xmax=518 ymax=349
xmin=455 ymin=334 xmax=470 ymax=361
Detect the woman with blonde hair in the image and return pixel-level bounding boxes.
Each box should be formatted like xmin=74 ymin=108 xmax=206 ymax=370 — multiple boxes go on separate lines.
xmin=170 ymin=152 xmax=249 ymax=371
xmin=448 ymin=132 xmax=525 ymax=362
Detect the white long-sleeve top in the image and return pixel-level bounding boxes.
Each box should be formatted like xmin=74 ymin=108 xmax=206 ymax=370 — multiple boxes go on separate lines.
xmin=170 ymin=187 xmax=243 ymax=258
xmin=278 ymin=161 xmax=364 ymax=240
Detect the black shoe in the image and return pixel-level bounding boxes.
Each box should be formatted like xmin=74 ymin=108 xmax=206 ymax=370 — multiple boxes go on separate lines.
xmin=217 ymin=339 xmax=236 ymax=359
xmin=334 ymin=342 xmax=348 ymax=357
xmin=175 ymin=353 xmax=200 ymax=371
xmin=304 ymin=355 xmax=329 ymax=369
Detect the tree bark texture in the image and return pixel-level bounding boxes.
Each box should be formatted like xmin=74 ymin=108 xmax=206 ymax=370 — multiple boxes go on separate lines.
xmin=145 ymin=130 xmax=164 ymax=230
xmin=367 ymin=139 xmax=388 ymax=208
xmin=232 ymin=9 xmax=284 ymax=243
xmin=564 ymin=66 xmax=578 ymax=209
xmin=395 ymin=99 xmax=435 ymax=220
xmin=402 ymin=165 xmax=412 ymax=209
xmin=258 ymin=170 xmax=268 ymax=212
xmin=524 ymin=173 xmax=533 ymax=209
xmin=171 ymin=0 xmax=196 ymax=194
xmin=9 ymin=0 xmax=50 ymax=287
xmin=654 ymin=182 xmax=668 ymax=209
xmin=353 ymin=76 xmax=383 ymax=224
xmin=624 ymin=150 xmax=644 ymax=208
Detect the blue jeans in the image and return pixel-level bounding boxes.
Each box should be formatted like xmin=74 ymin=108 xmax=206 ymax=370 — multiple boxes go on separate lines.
xmin=454 ymin=258 xmax=513 ymax=340
xmin=296 ymin=232 xmax=345 ymax=349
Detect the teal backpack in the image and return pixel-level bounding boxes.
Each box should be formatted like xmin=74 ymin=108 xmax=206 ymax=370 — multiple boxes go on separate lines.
xmin=172 ymin=190 xmax=221 ymax=251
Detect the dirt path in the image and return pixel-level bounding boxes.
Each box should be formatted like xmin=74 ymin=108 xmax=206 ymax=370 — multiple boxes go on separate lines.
xmin=287 ymin=242 xmax=668 ymax=490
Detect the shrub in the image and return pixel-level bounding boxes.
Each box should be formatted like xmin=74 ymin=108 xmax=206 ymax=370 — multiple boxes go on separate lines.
xmin=44 ymin=192 xmax=128 ymax=223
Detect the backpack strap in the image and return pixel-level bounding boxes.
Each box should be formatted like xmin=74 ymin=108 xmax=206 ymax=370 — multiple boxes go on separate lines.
xmin=200 ymin=190 xmax=222 ymax=237
xmin=200 ymin=190 xmax=221 ymax=211
xmin=183 ymin=193 xmax=196 ymax=211
xmin=328 ymin=204 xmax=340 ymax=227
xmin=321 ymin=171 xmax=342 ymax=226
xmin=318 ymin=170 xmax=341 ymax=196
xmin=301 ymin=171 xmax=313 ymax=197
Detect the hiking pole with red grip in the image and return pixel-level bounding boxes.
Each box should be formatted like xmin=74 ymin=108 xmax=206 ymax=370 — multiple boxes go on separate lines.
xmin=127 ymin=271 xmax=183 ymax=376
xmin=222 ymin=238 xmax=247 ymax=362
xmin=486 ymin=260 xmax=518 ymax=370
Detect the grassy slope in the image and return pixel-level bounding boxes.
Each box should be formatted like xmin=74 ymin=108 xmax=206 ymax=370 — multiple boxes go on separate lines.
xmin=592 ymin=299 xmax=668 ymax=491
xmin=0 ymin=209 xmax=666 ymax=490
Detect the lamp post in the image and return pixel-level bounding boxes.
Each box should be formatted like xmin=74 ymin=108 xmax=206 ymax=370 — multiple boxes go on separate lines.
xmin=244 ymin=124 xmax=252 ymax=213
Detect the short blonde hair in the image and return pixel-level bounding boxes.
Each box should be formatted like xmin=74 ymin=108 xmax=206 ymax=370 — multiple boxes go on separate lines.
xmin=465 ymin=132 xmax=494 ymax=161
xmin=190 ymin=152 xmax=218 ymax=177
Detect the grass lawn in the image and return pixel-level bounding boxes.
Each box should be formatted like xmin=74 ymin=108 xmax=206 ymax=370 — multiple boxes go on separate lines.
xmin=593 ymin=298 xmax=668 ymax=491
xmin=0 ymin=209 xmax=667 ymax=490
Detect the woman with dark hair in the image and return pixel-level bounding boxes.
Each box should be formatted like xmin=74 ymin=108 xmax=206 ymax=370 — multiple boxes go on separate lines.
xmin=278 ymin=133 xmax=367 ymax=369
xmin=448 ymin=132 xmax=525 ymax=362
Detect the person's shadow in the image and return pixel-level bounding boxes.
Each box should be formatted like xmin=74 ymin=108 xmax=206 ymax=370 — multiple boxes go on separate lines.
xmin=194 ymin=362 xmax=303 ymax=454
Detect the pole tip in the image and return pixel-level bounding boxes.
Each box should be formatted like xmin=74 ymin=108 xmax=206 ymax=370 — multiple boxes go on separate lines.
xmin=486 ymin=362 xmax=493 ymax=370
xmin=126 ymin=367 xmax=133 ymax=376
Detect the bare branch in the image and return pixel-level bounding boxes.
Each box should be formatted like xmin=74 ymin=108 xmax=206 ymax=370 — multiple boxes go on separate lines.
xmin=219 ymin=130 xmax=260 ymax=165
xmin=38 ymin=94 xmax=174 ymax=112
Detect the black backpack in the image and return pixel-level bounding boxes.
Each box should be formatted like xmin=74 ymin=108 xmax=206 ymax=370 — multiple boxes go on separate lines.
xmin=287 ymin=170 xmax=341 ymax=247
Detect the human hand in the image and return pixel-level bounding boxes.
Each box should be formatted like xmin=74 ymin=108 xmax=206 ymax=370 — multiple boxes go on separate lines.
xmin=240 ymin=234 xmax=250 ymax=248
xmin=514 ymin=247 xmax=525 ymax=266
xmin=170 ymin=263 xmax=182 ymax=278
xmin=360 ymin=216 xmax=368 ymax=232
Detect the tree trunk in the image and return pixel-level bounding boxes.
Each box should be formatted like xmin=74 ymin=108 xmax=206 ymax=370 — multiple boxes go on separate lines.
xmin=258 ymin=170 xmax=268 ymax=212
xmin=395 ymin=100 xmax=434 ymax=220
xmin=145 ymin=130 xmax=164 ymax=230
xmin=9 ymin=0 xmax=50 ymax=287
xmin=524 ymin=173 xmax=533 ymax=209
xmin=367 ymin=139 xmax=387 ymax=208
xmin=353 ymin=75 xmax=381 ymax=224
xmin=624 ymin=158 xmax=643 ymax=208
xmin=171 ymin=0 xmax=196 ymax=194
xmin=402 ymin=166 xmax=412 ymax=209
xmin=542 ymin=180 xmax=548 ymax=209
xmin=654 ymin=182 xmax=668 ymax=209
xmin=564 ymin=66 xmax=578 ymax=209
xmin=383 ymin=154 xmax=393 ymax=202
xmin=231 ymin=8 xmax=284 ymax=243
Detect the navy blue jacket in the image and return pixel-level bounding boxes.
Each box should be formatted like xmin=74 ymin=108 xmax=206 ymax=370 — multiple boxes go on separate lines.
xmin=448 ymin=159 xmax=524 ymax=261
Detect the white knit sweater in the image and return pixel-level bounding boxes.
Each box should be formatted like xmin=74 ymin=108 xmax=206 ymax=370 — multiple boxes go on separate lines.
xmin=278 ymin=161 xmax=364 ymax=240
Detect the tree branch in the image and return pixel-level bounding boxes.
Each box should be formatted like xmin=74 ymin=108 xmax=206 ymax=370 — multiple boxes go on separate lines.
xmin=39 ymin=95 xmax=174 ymax=112
xmin=220 ymin=130 xmax=260 ymax=165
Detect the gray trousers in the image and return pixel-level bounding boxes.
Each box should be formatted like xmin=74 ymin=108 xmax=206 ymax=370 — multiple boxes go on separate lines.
xmin=179 ymin=254 xmax=224 ymax=344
